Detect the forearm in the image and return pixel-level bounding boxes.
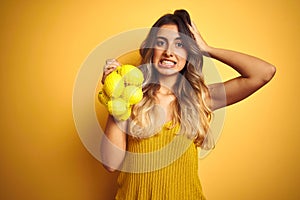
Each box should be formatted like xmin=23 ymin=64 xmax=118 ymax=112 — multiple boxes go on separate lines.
xmin=206 ymin=46 xmax=276 ymax=83
xmin=190 ymin=22 xmax=276 ymax=109
xmin=100 ymin=115 xmax=127 ymax=172
xmin=205 ymin=46 xmax=276 ymax=109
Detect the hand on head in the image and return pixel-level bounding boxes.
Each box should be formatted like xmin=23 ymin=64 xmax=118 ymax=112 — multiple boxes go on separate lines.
xmin=188 ymin=21 xmax=209 ymax=53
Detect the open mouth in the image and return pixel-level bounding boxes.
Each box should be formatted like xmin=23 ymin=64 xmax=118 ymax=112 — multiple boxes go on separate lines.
xmin=158 ymin=59 xmax=177 ymax=68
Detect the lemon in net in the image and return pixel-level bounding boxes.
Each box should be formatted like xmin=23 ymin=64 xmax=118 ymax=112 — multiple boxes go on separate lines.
xmin=116 ymin=106 xmax=132 ymax=121
xmin=118 ymin=64 xmax=144 ymax=86
xmin=103 ymin=71 xmax=125 ymax=98
xmin=122 ymin=85 xmax=143 ymax=105
xmin=98 ymin=90 xmax=109 ymax=106
xmin=107 ymin=98 xmax=128 ymax=116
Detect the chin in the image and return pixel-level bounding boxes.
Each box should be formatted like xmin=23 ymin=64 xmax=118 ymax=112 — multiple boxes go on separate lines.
xmin=157 ymin=68 xmax=180 ymax=76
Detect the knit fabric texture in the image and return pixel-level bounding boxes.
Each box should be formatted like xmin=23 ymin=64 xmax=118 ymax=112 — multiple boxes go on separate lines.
xmin=115 ymin=122 xmax=206 ymax=200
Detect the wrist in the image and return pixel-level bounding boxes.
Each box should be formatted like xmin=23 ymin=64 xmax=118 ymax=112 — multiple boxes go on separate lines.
xmin=200 ymin=45 xmax=213 ymax=57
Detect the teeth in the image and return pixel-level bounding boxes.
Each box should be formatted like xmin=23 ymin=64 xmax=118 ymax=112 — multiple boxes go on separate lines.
xmin=162 ymin=60 xmax=175 ymax=65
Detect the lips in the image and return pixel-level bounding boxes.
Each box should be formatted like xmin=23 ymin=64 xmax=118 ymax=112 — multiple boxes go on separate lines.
xmin=158 ymin=59 xmax=177 ymax=68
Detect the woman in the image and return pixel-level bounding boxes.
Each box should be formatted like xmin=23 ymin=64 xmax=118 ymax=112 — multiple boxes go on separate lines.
xmin=100 ymin=9 xmax=276 ymax=200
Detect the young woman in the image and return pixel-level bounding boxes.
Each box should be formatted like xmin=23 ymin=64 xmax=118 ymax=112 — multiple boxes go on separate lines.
xmin=100 ymin=9 xmax=276 ymax=200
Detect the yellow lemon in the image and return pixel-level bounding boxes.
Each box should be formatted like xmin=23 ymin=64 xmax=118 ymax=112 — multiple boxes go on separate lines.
xmin=103 ymin=71 xmax=125 ymax=98
xmin=122 ymin=85 xmax=143 ymax=105
xmin=117 ymin=64 xmax=135 ymax=76
xmin=107 ymin=98 xmax=128 ymax=116
xmin=115 ymin=65 xmax=122 ymax=73
xmin=118 ymin=64 xmax=144 ymax=86
xmin=98 ymin=90 xmax=109 ymax=106
xmin=116 ymin=106 xmax=132 ymax=121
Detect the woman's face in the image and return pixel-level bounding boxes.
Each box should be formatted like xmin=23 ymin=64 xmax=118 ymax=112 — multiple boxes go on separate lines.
xmin=152 ymin=24 xmax=188 ymax=76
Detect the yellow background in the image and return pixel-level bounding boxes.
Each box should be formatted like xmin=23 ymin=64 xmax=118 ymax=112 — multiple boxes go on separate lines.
xmin=1 ymin=0 xmax=299 ymax=199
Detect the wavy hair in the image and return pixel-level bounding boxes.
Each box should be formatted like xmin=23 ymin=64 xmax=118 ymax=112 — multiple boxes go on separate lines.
xmin=129 ymin=9 xmax=214 ymax=149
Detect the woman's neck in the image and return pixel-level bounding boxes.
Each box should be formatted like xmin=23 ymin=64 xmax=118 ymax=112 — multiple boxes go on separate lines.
xmin=158 ymin=73 xmax=179 ymax=92
xmin=157 ymin=86 xmax=173 ymax=95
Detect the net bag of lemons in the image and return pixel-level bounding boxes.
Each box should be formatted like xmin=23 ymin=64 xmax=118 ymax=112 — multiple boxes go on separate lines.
xmin=98 ymin=64 xmax=144 ymax=121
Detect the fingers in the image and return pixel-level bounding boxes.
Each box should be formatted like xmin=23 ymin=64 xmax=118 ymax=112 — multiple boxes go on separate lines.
xmin=188 ymin=21 xmax=200 ymax=37
xmin=191 ymin=21 xmax=199 ymax=33
xmin=104 ymin=59 xmax=120 ymax=71
xmin=188 ymin=21 xmax=209 ymax=53
xmin=102 ymin=59 xmax=121 ymax=84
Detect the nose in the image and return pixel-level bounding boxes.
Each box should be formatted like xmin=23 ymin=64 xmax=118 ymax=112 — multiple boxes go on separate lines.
xmin=164 ymin=44 xmax=174 ymax=57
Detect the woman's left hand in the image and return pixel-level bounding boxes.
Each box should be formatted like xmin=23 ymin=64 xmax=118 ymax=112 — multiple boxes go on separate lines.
xmin=190 ymin=22 xmax=276 ymax=111
xmin=188 ymin=21 xmax=210 ymax=54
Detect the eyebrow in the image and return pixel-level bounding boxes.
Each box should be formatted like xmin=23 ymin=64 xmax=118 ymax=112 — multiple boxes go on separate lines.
xmin=156 ymin=36 xmax=182 ymax=41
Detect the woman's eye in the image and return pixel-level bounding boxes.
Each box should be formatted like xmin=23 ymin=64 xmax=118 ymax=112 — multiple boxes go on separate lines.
xmin=175 ymin=42 xmax=184 ymax=48
xmin=156 ymin=40 xmax=166 ymax=47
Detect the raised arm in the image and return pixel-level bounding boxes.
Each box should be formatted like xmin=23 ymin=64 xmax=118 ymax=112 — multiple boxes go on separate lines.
xmin=100 ymin=59 xmax=127 ymax=172
xmin=189 ymin=22 xmax=276 ymax=110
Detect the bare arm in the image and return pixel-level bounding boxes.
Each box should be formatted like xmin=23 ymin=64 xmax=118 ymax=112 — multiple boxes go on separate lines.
xmin=189 ymin=22 xmax=276 ymax=110
xmin=100 ymin=59 xmax=127 ymax=172
xmin=100 ymin=115 xmax=127 ymax=172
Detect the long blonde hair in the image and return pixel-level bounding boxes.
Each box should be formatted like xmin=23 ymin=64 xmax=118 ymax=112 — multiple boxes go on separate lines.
xmin=129 ymin=10 xmax=214 ymax=149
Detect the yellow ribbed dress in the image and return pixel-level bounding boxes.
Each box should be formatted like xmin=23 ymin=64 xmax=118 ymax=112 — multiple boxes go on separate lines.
xmin=115 ymin=122 xmax=206 ymax=200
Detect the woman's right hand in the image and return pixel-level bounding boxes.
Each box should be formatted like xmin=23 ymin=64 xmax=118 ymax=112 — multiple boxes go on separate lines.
xmin=101 ymin=59 xmax=121 ymax=84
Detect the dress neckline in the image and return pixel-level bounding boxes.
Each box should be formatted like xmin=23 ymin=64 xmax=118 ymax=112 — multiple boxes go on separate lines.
xmin=163 ymin=120 xmax=179 ymax=130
